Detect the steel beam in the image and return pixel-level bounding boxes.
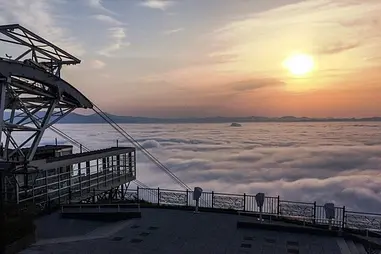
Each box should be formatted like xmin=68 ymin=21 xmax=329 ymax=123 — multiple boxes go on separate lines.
xmin=27 ymin=100 xmax=57 ymax=161
xmin=0 ymin=77 xmax=8 ymax=151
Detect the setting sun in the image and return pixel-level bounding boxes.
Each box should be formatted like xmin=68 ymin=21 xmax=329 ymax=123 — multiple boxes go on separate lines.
xmin=283 ymin=54 xmax=314 ymax=76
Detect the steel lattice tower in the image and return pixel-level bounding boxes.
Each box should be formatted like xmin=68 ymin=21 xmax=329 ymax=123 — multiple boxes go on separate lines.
xmin=0 ymin=24 xmax=92 ymax=164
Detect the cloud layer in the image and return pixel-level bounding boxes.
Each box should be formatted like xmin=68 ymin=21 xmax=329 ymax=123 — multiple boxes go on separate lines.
xmin=37 ymin=122 xmax=381 ymax=213
xmin=140 ymin=0 xmax=174 ymax=11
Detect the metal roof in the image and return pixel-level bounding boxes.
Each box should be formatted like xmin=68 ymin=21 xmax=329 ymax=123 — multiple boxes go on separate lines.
xmin=0 ymin=59 xmax=92 ymax=108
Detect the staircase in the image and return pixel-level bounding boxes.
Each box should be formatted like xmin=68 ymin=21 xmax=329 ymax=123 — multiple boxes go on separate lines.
xmin=336 ymin=238 xmax=376 ymax=254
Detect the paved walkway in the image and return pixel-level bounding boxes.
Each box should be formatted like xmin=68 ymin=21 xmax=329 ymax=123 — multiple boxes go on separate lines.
xmin=21 ymin=208 xmax=343 ymax=254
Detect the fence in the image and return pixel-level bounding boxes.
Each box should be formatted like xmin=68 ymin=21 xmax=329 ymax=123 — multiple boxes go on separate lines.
xmin=124 ymin=187 xmax=381 ymax=232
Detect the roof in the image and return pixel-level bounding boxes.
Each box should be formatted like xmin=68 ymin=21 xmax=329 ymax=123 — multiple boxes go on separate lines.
xmin=29 ymin=145 xmax=73 ymax=152
xmin=0 ymin=24 xmax=80 ymax=65
xmin=0 ymin=59 xmax=92 ymax=108
xmin=22 ymin=208 xmax=346 ymax=253
xmin=46 ymin=147 xmax=135 ymax=162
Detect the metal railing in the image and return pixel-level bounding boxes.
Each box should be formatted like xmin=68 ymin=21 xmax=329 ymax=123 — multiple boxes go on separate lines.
xmin=124 ymin=186 xmax=381 ymax=232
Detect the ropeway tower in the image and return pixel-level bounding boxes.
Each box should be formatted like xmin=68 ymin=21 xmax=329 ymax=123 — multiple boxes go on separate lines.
xmin=0 ymin=24 xmax=137 ymax=211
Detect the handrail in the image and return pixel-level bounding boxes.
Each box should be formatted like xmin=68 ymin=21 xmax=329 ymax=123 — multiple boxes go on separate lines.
xmin=129 ymin=186 xmax=381 ymax=232
xmin=59 ymin=186 xmax=381 ymax=232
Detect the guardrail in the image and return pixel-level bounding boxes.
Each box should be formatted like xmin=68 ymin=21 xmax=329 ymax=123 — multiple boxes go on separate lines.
xmin=124 ymin=187 xmax=381 ymax=232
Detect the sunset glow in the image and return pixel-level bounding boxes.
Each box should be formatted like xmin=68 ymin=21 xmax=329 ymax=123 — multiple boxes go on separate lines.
xmin=1 ymin=0 xmax=381 ymax=118
xmin=284 ymin=54 xmax=314 ymax=76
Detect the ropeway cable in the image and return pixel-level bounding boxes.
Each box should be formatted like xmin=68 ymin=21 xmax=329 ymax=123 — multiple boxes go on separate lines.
xmin=50 ymin=110 xmax=204 ymax=206
xmin=93 ymin=105 xmax=191 ymax=191
xmin=50 ymin=126 xmax=91 ymax=152
xmin=91 ymin=104 xmax=191 ymax=191
xmin=91 ymin=106 xmax=209 ymax=207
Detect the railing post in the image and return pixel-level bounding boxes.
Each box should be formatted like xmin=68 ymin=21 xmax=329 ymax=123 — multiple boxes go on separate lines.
xmin=211 ymin=191 xmax=214 ymax=208
xmin=186 ymin=189 xmax=189 ymax=206
xmin=243 ymin=193 xmax=246 ymax=212
xmin=157 ymin=187 xmax=160 ymax=206
xmin=342 ymin=206 xmax=346 ymax=229
xmin=137 ymin=186 xmax=140 ymax=203
xmin=313 ymin=201 xmax=317 ymax=224
xmin=277 ymin=196 xmax=280 ymax=216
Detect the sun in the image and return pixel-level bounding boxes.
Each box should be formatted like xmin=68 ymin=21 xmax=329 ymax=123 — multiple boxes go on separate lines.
xmin=283 ymin=54 xmax=314 ymax=76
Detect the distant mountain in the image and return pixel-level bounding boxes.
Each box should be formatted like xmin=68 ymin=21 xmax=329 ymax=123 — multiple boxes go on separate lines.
xmin=3 ymin=111 xmax=381 ymax=124
xmin=52 ymin=113 xmax=381 ymax=124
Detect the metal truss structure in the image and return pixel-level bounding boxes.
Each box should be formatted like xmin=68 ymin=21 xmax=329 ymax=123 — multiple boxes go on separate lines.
xmin=80 ymin=183 xmax=133 ymax=204
xmin=0 ymin=24 xmax=92 ymax=164
xmin=0 ymin=24 xmax=138 ymax=218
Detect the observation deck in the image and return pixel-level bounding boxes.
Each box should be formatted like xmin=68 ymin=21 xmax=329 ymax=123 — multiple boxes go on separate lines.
xmin=2 ymin=145 xmax=136 ymax=210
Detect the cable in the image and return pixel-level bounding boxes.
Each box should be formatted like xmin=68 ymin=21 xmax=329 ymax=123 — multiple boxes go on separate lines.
xmin=49 ymin=126 xmax=91 ymax=152
xmin=91 ymin=104 xmax=191 ymax=191
xmin=134 ymin=179 xmax=149 ymax=189
xmin=90 ymin=106 xmax=208 ymax=205
xmin=94 ymin=106 xmax=191 ymax=190
xmin=50 ymin=115 xmax=203 ymax=206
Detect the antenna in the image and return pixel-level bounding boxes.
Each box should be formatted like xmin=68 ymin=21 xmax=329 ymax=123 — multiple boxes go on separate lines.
xmin=255 ymin=192 xmax=265 ymax=222
xmin=193 ymin=187 xmax=203 ymax=213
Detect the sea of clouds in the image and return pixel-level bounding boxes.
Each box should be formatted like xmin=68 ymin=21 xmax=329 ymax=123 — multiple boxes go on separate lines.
xmin=36 ymin=122 xmax=381 ymax=212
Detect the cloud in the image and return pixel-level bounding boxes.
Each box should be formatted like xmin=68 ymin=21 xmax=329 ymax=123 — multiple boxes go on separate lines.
xmin=0 ymin=15 xmax=6 ymax=24
xmin=164 ymin=28 xmax=184 ymax=35
xmin=39 ymin=121 xmax=381 ymax=214
xmin=99 ymin=27 xmax=130 ymax=57
xmin=140 ymin=0 xmax=174 ymax=11
xmin=141 ymin=140 xmax=161 ymax=149
xmin=316 ymin=41 xmax=361 ymax=55
xmin=0 ymin=0 xmax=84 ymax=56
xmin=212 ymin=0 xmax=381 ymax=77
xmin=88 ymin=59 xmax=106 ymax=69
xmin=92 ymin=14 xmax=124 ymax=26
xmin=86 ymin=0 xmax=116 ymax=15
xmin=229 ymin=78 xmax=284 ymax=92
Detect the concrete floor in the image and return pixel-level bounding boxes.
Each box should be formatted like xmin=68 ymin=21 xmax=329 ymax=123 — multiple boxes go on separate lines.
xmin=21 ymin=208 xmax=342 ymax=254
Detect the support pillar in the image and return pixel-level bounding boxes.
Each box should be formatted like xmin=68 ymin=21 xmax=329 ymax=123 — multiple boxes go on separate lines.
xmin=0 ymin=77 xmax=8 ymax=157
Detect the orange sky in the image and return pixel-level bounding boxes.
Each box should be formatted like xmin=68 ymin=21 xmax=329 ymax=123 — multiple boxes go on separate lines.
xmin=5 ymin=0 xmax=378 ymax=117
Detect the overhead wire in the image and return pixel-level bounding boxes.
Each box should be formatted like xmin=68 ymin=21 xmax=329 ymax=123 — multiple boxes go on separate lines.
xmin=91 ymin=104 xmax=192 ymax=191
